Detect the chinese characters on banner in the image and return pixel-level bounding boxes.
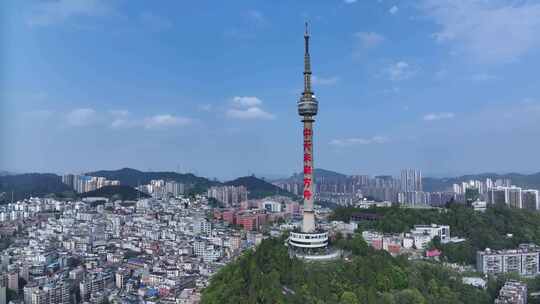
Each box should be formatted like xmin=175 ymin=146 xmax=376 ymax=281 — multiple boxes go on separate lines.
xmin=303 ymin=126 xmax=313 ymax=201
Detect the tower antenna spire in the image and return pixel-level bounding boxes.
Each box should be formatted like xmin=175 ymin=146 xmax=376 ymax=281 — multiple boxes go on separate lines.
xmin=303 ymin=21 xmax=312 ymax=94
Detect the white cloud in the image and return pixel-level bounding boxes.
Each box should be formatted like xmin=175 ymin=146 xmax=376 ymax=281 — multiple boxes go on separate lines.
xmin=383 ymin=61 xmax=415 ymax=81
xmin=108 ymin=110 xmax=134 ymax=128
xmin=226 ymin=107 xmax=275 ymax=120
xmin=389 ymin=5 xmax=399 ymax=15
xmin=143 ymin=115 xmax=192 ymax=129
xmin=354 ymin=32 xmax=385 ymax=49
xmin=313 ymin=76 xmax=339 ymax=86
xmin=421 ymin=0 xmax=540 ymax=63
xmin=110 ymin=119 xmax=132 ymax=128
xmin=330 ymin=136 xmax=389 ymax=147
xmin=227 ymin=96 xmax=274 ymax=120
xmin=423 ymin=112 xmax=455 ymax=121
xmin=470 ymin=73 xmax=498 ymax=82
xmin=66 ymin=108 xmax=97 ymax=126
xmin=27 ymin=0 xmax=112 ymax=27
xmin=344 ymin=0 xmax=357 ymax=4
xmin=232 ymin=96 xmax=263 ymax=108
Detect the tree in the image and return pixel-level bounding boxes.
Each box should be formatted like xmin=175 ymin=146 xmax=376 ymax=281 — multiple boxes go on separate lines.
xmin=339 ymin=291 xmax=358 ymax=304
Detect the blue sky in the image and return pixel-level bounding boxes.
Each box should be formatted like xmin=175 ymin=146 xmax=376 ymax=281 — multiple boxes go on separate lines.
xmin=2 ymin=0 xmax=540 ymax=180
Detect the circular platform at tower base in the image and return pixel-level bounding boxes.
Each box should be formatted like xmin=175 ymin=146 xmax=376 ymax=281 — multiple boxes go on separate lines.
xmin=287 ymin=230 xmax=342 ymax=261
xmin=291 ymin=248 xmax=342 ymax=261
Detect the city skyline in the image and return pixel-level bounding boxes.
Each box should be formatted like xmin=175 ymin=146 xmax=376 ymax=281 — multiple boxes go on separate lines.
xmin=3 ymin=0 xmax=540 ymax=180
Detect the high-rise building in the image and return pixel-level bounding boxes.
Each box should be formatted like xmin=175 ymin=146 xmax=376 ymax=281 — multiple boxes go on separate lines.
xmin=207 ymin=186 xmax=248 ymax=207
xmin=400 ymin=169 xmax=422 ymax=192
xmin=398 ymin=191 xmax=428 ymax=206
xmin=522 ymin=190 xmax=539 ymax=211
xmin=165 ymin=181 xmax=185 ymax=197
xmin=488 ymin=187 xmax=509 ymax=205
xmin=508 ymin=186 xmax=523 ymax=209
xmin=61 ymin=174 xmax=74 ymax=189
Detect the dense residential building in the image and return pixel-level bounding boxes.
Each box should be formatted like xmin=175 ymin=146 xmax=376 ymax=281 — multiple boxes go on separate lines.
xmin=477 ymin=244 xmax=540 ymax=276
xmin=400 ymin=169 xmax=422 ymax=192
xmin=397 ymin=191 xmax=428 ymax=206
xmin=25 ymin=281 xmax=72 ymax=304
xmin=487 ymin=186 xmax=509 ymax=205
xmin=61 ymin=174 xmax=120 ymax=193
xmin=207 ymin=186 xmax=248 ymax=207
xmin=0 ymin=192 xmax=264 ymax=303
xmin=495 ymin=280 xmax=528 ymax=304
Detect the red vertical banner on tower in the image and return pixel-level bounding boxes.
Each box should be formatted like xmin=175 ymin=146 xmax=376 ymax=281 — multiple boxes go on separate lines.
xmin=303 ymin=123 xmax=313 ymax=203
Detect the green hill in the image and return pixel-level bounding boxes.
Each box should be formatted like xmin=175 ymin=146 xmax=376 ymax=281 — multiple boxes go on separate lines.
xmin=201 ymin=236 xmax=491 ymax=304
xmin=0 ymin=173 xmax=71 ymax=202
xmin=86 ymin=168 xmax=220 ymax=193
xmin=224 ymin=176 xmax=295 ymax=199
xmin=81 ymin=185 xmax=149 ymax=201
xmin=280 ymin=168 xmax=349 ymax=183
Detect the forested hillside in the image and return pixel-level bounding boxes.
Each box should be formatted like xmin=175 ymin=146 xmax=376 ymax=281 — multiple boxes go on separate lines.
xmin=201 ymin=236 xmax=491 ymax=304
xmin=331 ymin=204 xmax=540 ymax=265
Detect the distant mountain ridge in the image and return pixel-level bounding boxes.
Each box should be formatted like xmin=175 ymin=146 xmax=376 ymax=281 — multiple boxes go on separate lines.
xmin=277 ymin=168 xmax=540 ymax=192
xmin=86 ymin=168 xmax=220 ymax=189
xmin=6 ymin=167 xmax=540 ymax=202
xmin=278 ymin=168 xmax=349 ymax=183
xmin=0 ymin=168 xmax=293 ymax=202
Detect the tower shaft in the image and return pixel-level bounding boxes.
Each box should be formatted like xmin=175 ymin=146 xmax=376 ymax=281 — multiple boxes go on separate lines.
xmin=302 ymin=118 xmax=315 ymax=232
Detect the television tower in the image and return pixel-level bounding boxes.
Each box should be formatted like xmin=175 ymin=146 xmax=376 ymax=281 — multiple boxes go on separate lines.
xmin=299 ymin=22 xmax=318 ymax=233
xmin=288 ymin=23 xmax=338 ymax=260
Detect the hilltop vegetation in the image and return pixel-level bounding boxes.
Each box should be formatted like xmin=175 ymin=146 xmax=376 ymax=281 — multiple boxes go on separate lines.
xmin=202 ymin=236 xmax=491 ymax=304
xmin=332 ymin=204 xmax=540 ymax=264
xmin=203 ymin=204 xmax=540 ymax=303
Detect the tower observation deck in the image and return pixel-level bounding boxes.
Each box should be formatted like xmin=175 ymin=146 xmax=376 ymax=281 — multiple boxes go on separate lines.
xmin=288 ymin=23 xmax=339 ymax=261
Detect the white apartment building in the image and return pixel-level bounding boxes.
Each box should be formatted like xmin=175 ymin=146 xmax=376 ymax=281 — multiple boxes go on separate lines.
xmin=477 ymin=244 xmax=540 ymax=276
